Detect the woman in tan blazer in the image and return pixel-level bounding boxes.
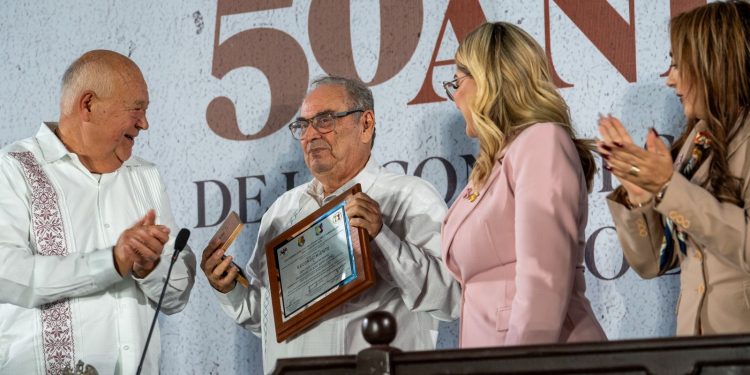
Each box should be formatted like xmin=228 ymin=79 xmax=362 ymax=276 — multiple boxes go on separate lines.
xmin=599 ymin=0 xmax=750 ymax=335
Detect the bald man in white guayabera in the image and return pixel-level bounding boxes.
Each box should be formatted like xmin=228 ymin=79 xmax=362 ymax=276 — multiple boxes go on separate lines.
xmin=201 ymin=76 xmax=460 ymax=374
xmin=0 ymin=50 xmax=196 ymax=374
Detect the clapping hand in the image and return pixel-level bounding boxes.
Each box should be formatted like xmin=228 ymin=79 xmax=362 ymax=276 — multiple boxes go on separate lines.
xmin=113 ymin=209 xmax=170 ymax=278
xmin=597 ymin=115 xmax=674 ymax=204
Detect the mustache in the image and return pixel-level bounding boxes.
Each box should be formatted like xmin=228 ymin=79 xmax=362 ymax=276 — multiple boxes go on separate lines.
xmin=306 ymin=140 xmax=331 ymax=152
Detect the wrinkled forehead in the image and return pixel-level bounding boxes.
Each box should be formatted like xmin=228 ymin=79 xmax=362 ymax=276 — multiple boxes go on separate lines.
xmin=299 ymin=85 xmax=350 ymax=118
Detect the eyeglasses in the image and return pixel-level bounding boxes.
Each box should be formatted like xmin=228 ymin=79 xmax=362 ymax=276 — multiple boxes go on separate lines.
xmin=442 ymin=75 xmax=471 ymax=101
xmin=288 ymin=109 xmax=364 ymax=140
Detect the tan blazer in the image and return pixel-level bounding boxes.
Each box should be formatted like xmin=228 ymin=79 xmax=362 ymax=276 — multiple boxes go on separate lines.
xmin=607 ymin=117 xmax=750 ymax=335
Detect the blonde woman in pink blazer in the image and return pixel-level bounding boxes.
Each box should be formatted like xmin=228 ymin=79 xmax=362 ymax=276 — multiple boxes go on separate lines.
xmin=441 ymin=22 xmax=606 ymax=348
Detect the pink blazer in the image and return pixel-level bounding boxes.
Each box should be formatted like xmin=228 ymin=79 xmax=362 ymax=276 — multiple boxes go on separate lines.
xmin=442 ymin=123 xmax=606 ymax=348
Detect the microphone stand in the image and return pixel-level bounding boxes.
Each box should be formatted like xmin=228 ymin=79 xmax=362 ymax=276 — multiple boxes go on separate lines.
xmin=136 ymin=229 xmax=190 ymax=375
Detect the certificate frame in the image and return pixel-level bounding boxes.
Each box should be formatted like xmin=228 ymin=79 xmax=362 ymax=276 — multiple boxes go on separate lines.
xmin=265 ymin=183 xmax=374 ymax=343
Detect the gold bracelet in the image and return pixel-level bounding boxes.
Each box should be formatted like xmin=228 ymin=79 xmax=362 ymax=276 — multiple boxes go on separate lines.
xmin=626 ymin=195 xmax=653 ymax=209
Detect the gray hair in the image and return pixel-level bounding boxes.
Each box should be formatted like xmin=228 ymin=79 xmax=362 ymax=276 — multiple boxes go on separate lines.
xmin=309 ymin=76 xmax=376 ymax=148
xmin=59 ymin=51 xmax=125 ymax=115
xmin=309 ymin=76 xmax=374 ymax=111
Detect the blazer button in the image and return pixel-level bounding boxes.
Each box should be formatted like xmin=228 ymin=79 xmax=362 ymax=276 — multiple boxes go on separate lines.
xmin=694 ymin=251 xmax=703 ymax=261
xmin=636 ymin=219 xmax=648 ymax=237
xmin=697 ymin=284 xmax=705 ymax=294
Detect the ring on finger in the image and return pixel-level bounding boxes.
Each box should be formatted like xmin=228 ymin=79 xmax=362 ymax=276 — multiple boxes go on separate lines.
xmin=628 ymin=165 xmax=641 ymax=177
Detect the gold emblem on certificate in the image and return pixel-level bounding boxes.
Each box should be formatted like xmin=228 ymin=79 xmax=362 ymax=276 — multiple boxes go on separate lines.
xmin=266 ymin=183 xmax=374 ymax=342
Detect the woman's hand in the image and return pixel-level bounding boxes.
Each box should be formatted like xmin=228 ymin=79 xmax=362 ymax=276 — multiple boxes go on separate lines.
xmin=597 ymin=115 xmax=674 ymax=201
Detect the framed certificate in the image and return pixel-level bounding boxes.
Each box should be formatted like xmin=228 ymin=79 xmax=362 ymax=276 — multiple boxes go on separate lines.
xmin=265 ymin=183 xmax=375 ymax=342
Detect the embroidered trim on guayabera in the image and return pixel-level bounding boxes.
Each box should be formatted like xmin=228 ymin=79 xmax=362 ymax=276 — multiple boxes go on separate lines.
xmin=9 ymin=151 xmax=75 ymax=374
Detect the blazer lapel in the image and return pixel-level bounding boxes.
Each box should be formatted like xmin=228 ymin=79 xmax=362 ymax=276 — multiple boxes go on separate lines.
xmin=727 ymin=114 xmax=750 ymax=158
xmin=689 ymin=152 xmax=712 ymax=184
xmin=442 ymin=157 xmax=505 ymax=264
xmin=693 ymin=122 xmax=711 ymax=183
xmin=688 ymin=116 xmax=750 ymax=184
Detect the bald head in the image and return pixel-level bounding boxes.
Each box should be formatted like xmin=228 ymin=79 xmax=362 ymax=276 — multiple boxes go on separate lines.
xmin=60 ymin=50 xmax=143 ymax=115
xmin=55 ymin=50 xmax=150 ymax=173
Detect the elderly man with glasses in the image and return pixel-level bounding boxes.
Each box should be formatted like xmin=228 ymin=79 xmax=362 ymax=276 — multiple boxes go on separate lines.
xmin=201 ymin=75 xmax=460 ymax=374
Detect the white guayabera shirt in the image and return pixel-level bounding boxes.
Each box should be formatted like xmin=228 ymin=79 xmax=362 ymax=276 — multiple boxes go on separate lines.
xmin=215 ymin=157 xmax=461 ymax=374
xmin=0 ymin=123 xmax=196 ymax=375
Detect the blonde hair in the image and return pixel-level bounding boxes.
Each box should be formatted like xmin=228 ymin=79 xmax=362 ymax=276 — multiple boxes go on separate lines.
xmin=669 ymin=0 xmax=750 ymax=205
xmin=455 ymin=22 xmax=595 ymax=190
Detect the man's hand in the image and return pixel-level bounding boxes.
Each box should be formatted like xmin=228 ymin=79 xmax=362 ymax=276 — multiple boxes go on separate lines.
xmin=200 ymin=238 xmax=239 ymax=293
xmin=345 ymin=192 xmax=383 ymax=238
xmin=113 ymin=209 xmax=170 ymax=277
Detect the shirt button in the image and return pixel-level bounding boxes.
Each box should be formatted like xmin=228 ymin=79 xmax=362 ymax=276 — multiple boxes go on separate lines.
xmin=123 ymin=345 xmax=130 ymax=351
xmin=104 ymin=224 xmax=110 ymax=228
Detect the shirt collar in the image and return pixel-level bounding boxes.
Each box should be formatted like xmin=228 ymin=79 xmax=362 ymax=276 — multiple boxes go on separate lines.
xmin=35 ymin=122 xmax=145 ymax=167
xmin=306 ymin=156 xmax=380 ymax=205
xmin=36 ymin=122 xmax=68 ymax=163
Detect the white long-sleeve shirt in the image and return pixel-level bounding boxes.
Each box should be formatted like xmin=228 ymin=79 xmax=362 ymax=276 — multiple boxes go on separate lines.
xmin=0 ymin=123 xmax=196 ymax=375
xmin=215 ymin=157 xmax=460 ymax=374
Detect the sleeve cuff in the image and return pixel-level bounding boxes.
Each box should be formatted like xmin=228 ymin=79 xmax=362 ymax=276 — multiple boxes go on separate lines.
xmin=654 ymin=172 xmax=687 ymax=214
xmin=370 ymin=224 xmax=413 ymax=286
xmin=373 ymin=224 xmax=400 ymax=257
xmin=606 ymin=186 xmax=655 ymax=213
xmin=371 ymin=224 xmax=404 ymax=275
xmin=87 ymin=247 xmax=122 ymax=288
xmin=133 ymin=255 xmax=168 ymax=284
xmin=131 ymin=251 xmax=171 ymax=298
xmin=214 ymin=281 xmax=247 ymax=306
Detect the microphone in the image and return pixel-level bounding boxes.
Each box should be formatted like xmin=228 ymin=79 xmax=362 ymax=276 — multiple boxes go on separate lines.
xmin=171 ymin=228 xmax=191 ymax=263
xmin=136 ymin=228 xmax=190 ymax=375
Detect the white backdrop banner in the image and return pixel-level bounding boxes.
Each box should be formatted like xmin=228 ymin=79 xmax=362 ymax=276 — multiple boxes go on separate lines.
xmin=0 ymin=0 xmax=706 ymax=373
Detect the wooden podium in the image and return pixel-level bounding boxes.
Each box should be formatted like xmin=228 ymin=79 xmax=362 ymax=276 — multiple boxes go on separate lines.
xmin=273 ymin=311 xmax=750 ymax=375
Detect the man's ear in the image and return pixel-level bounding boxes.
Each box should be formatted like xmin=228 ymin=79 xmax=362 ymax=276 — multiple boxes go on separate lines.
xmin=79 ymin=92 xmax=94 ymax=122
xmin=360 ymin=110 xmax=375 ymax=142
